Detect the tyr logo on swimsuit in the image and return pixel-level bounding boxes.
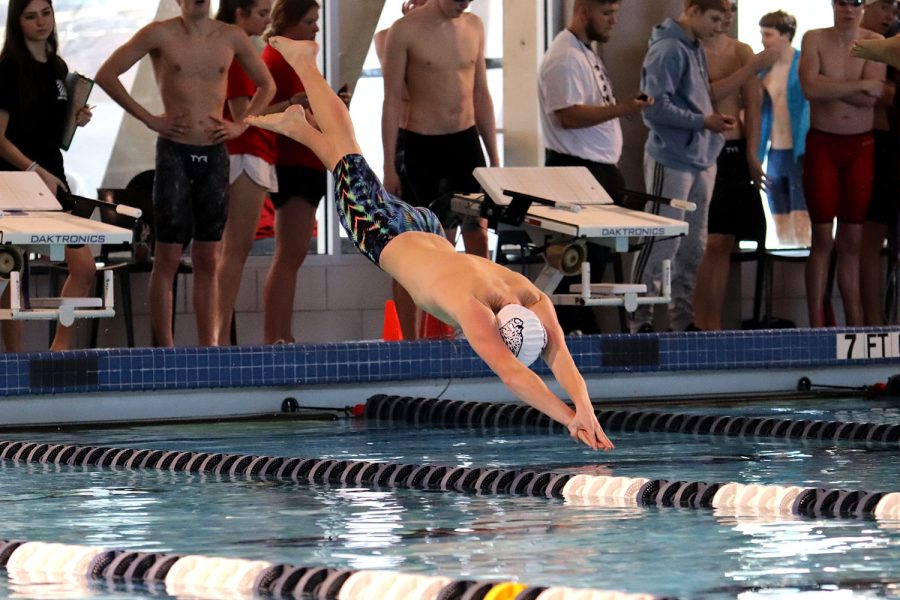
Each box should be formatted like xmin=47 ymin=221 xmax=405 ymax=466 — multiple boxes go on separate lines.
xmin=190 ymin=155 xmax=208 ymax=164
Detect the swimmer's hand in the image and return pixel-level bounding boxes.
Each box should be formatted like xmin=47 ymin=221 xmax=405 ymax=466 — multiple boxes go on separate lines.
xmin=567 ymin=409 xmax=614 ymax=451
xmin=146 ymin=112 xmax=190 ymax=140
xmin=859 ymin=79 xmax=886 ymax=98
xmin=207 ymin=115 xmax=247 ymax=143
xmin=704 ymin=113 xmax=737 ymax=133
xmin=747 ymin=156 xmax=767 ymax=192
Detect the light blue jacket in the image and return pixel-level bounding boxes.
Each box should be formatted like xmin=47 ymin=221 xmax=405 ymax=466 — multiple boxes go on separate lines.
xmin=641 ymin=18 xmax=724 ymax=172
xmin=758 ymin=49 xmax=810 ymax=163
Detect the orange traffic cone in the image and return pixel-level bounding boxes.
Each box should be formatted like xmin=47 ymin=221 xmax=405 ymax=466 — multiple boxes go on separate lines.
xmin=382 ymin=300 xmax=403 ymax=341
xmin=419 ymin=312 xmax=455 ymax=339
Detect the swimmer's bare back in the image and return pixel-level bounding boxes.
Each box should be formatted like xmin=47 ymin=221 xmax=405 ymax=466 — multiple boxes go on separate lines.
xmin=379 ymin=232 xmax=541 ymax=326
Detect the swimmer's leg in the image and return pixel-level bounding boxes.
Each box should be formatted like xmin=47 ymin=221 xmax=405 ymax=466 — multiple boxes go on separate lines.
xmin=269 ymin=37 xmax=362 ymax=165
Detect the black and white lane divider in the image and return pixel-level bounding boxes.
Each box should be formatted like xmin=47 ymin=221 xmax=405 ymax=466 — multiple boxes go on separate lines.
xmin=0 ymin=540 xmax=657 ymax=600
xmin=361 ymin=395 xmax=900 ymax=444
xmin=1 ymin=438 xmax=899 ymax=519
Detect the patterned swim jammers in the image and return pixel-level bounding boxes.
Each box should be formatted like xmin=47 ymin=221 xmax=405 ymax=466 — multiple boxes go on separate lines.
xmin=333 ymin=153 xmax=444 ymax=266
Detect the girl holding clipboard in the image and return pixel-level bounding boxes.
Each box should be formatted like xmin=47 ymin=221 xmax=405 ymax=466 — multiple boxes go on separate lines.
xmin=0 ymin=0 xmax=95 ymax=351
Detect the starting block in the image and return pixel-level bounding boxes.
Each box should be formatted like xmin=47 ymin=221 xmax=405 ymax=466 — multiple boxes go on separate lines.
xmin=0 ymin=172 xmax=138 ymax=326
xmin=451 ymin=167 xmax=691 ymax=312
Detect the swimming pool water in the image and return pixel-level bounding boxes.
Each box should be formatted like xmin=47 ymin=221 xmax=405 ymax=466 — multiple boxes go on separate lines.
xmin=605 ymin=396 xmax=900 ymax=425
xmin=0 ymin=397 xmax=898 ymax=599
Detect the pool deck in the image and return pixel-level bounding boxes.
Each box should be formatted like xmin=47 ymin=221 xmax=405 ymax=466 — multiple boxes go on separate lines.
xmin=1 ymin=327 xmax=899 ymax=428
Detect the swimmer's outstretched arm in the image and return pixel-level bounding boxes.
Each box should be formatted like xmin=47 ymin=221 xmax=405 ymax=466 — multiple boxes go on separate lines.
xmin=458 ymin=297 xmax=613 ymax=451
xmin=528 ymin=295 xmax=613 ymax=450
xmin=852 ymin=37 xmax=900 ymax=70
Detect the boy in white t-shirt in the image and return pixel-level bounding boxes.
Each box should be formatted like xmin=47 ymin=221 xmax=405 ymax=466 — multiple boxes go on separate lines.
xmin=537 ymin=0 xmax=652 ymax=333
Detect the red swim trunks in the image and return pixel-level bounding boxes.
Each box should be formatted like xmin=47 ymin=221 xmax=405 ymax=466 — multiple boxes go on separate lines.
xmin=802 ymin=129 xmax=875 ymax=225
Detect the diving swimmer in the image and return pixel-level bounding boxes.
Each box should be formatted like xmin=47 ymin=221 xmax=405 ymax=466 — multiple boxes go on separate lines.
xmin=247 ymin=37 xmax=613 ymax=452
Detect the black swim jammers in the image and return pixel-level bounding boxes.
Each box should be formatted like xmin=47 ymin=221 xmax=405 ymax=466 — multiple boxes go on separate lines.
xmin=153 ymin=138 xmax=229 ymax=245
xmin=333 ymin=154 xmax=444 ymax=266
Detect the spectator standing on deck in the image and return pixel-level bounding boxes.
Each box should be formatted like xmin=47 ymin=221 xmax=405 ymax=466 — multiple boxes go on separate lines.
xmin=381 ymin=0 xmax=498 ymax=339
xmin=758 ymin=10 xmax=811 ymax=249
xmin=630 ymin=0 xmax=735 ymax=333
xmin=538 ymin=0 xmax=652 ymax=333
xmin=692 ymin=0 xmax=774 ymax=330
xmin=259 ymin=0 xmax=350 ymax=344
xmin=798 ymin=0 xmax=885 ymax=327
xmin=0 ymin=0 xmax=96 ymax=351
xmin=96 ymin=0 xmax=275 ymax=347
xmin=859 ymin=0 xmax=899 ymax=326
xmin=215 ymin=0 xmax=277 ymax=345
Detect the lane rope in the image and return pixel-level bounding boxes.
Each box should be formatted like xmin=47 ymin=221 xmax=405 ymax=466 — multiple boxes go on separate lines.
xmin=0 ymin=540 xmax=657 ymax=600
xmin=1 ymin=436 xmax=898 ymax=519
xmin=361 ymin=395 xmax=900 ymax=444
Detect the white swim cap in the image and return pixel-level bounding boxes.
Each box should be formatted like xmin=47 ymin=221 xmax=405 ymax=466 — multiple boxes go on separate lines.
xmin=497 ymin=304 xmax=547 ymax=367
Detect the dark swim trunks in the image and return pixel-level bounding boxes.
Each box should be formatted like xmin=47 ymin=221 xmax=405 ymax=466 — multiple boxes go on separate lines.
xmin=866 ymin=130 xmax=899 ymax=225
xmin=271 ymin=165 xmax=327 ymax=209
xmin=333 ymin=153 xmax=444 ymax=266
xmin=400 ymin=126 xmax=486 ymax=229
xmin=803 ymin=129 xmax=874 ymax=225
xmin=153 ymin=137 xmax=229 ymax=245
xmin=707 ymin=139 xmax=766 ymax=241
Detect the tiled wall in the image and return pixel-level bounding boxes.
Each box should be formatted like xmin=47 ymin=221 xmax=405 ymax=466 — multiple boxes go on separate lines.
xmin=3 ymin=326 xmax=898 ymax=398
xmin=16 ymin=253 xmax=393 ymax=351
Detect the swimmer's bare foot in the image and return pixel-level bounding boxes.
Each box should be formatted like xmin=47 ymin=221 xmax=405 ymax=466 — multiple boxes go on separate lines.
xmin=269 ymin=36 xmax=319 ymax=66
xmin=246 ymin=105 xmax=315 ymax=143
xmin=851 ymin=39 xmax=881 ymax=61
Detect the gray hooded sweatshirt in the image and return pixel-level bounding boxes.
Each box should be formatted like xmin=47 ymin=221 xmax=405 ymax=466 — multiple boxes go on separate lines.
xmin=641 ymin=18 xmax=724 ymax=173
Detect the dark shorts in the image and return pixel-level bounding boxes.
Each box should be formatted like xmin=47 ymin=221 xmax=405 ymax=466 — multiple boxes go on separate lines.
xmin=399 ymin=126 xmax=486 ymax=228
xmin=707 ymin=139 xmax=766 ymax=241
xmin=271 ymin=165 xmax=327 ymax=209
xmin=333 ymin=153 xmax=444 ymax=267
xmin=153 ymin=137 xmax=229 ymax=245
xmin=803 ymin=129 xmax=874 ymax=225
xmin=866 ymin=130 xmax=899 ymax=225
